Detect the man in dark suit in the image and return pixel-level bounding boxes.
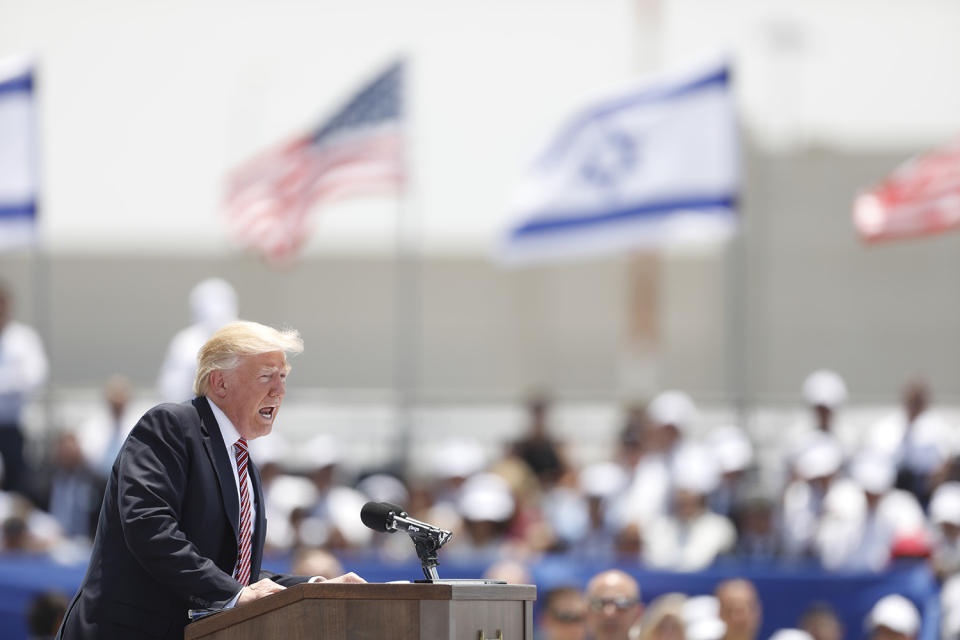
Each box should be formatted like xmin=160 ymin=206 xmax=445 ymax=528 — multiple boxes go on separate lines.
xmin=58 ymin=321 xmax=362 ymax=639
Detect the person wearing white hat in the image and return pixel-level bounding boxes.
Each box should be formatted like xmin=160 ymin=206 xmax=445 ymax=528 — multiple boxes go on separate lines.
xmin=705 ymin=425 xmax=755 ymax=518
xmin=866 ymin=594 xmax=920 ymax=640
xmin=157 ymin=278 xmax=239 ymax=403
xmin=929 ymin=481 xmax=960 ymax=580
xmin=619 ymin=391 xmax=697 ymax=528
xmin=447 ymin=472 xmax=516 ymax=560
xmin=780 ymin=433 xmax=842 ymax=557
xmin=822 ymin=452 xmax=926 ymax=571
xmin=642 ymin=445 xmax=737 ymax=571
xmin=781 ymin=370 xmax=858 ymax=487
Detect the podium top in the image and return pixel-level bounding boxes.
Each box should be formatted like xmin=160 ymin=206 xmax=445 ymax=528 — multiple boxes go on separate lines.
xmin=185 ymin=581 xmax=537 ymax=639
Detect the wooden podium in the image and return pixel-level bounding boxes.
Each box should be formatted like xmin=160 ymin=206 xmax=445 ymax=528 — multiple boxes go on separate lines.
xmin=184 ymin=582 xmax=537 ymax=640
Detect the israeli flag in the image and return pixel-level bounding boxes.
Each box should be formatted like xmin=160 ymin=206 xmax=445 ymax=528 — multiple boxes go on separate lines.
xmin=500 ymin=58 xmax=738 ymax=264
xmin=0 ymin=55 xmax=38 ymax=250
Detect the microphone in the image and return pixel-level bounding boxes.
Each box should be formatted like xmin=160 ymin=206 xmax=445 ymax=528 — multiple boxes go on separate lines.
xmin=360 ymin=501 xmax=453 ymax=581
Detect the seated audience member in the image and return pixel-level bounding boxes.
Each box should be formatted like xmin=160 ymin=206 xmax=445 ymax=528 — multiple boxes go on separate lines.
xmin=621 ymin=390 xmax=697 ymax=526
xmin=585 ymin=569 xmax=643 ymax=640
xmin=77 ymin=375 xmax=138 ymax=479
xmin=732 ymin=486 xmax=782 ymax=560
xmin=865 ymin=595 xmax=920 ymax=640
xmin=640 ymin=593 xmax=687 ymax=640
xmin=31 ymin=431 xmax=104 ymax=541
xmin=27 ymin=591 xmax=69 ymax=640
xmin=929 ymin=481 xmax=960 ymax=580
xmin=781 ymin=435 xmax=844 ymax=558
xmin=449 ymin=472 xmax=515 ymax=561
xmin=799 ymin=602 xmax=844 ymax=640
xmin=540 ymin=586 xmax=588 ymax=640
xmin=644 ymin=445 xmax=736 ymax=571
xmin=683 ymin=595 xmax=725 ymax=640
xmin=820 ymin=453 xmax=925 ymax=571
xmin=705 ymin=425 xmax=755 ymax=518
xmin=716 ymin=579 xmax=761 ymax=640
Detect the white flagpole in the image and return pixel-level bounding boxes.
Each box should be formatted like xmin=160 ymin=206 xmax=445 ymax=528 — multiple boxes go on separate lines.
xmin=393 ymin=59 xmax=419 ymax=476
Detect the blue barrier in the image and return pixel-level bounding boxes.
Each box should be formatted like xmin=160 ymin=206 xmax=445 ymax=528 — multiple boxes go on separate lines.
xmin=0 ymin=553 xmax=940 ymax=640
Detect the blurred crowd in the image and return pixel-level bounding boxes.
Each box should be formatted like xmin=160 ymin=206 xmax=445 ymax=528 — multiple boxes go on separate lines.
xmin=2 ymin=278 xmax=960 ymax=637
xmin=537 ymin=570 xmax=922 ymax=640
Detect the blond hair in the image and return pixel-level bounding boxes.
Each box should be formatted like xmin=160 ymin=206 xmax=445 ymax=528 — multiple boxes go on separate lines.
xmin=193 ymin=321 xmax=303 ymax=397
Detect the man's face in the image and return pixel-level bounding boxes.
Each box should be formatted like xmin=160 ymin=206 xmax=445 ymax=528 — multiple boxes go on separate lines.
xmin=718 ymin=582 xmax=761 ymax=640
xmin=542 ymin=591 xmax=588 ymax=640
xmin=218 ymin=351 xmax=288 ymax=440
xmin=586 ymin=574 xmax=641 ymax=640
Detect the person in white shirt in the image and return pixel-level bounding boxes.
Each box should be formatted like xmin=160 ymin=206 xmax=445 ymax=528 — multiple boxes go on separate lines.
xmin=0 ymin=282 xmax=48 ymax=493
xmin=157 ymin=278 xmax=238 ymax=403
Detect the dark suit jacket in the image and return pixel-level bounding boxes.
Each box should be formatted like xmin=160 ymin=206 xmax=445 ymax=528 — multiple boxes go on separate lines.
xmin=58 ymin=397 xmax=307 ymax=640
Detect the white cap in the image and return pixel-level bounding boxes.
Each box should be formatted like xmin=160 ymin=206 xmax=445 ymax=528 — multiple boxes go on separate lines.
xmin=769 ymin=630 xmax=814 ymax=640
xmin=930 ymin=482 xmax=960 ymax=527
xmin=850 ymin=452 xmax=896 ymax=495
xmin=672 ymin=444 xmax=720 ymax=495
xmin=802 ymin=370 xmax=847 ymax=408
xmin=432 ymin=439 xmax=486 ymax=479
xmin=683 ymin=595 xmax=720 ymax=624
xmin=458 ymin=472 xmax=515 ymax=522
xmin=579 ymin=462 xmax=628 ymax=498
xmin=648 ymin=390 xmax=697 ymax=431
xmin=867 ymin=595 xmax=920 ymax=635
xmin=686 ymin=618 xmax=726 ymax=640
xmin=793 ymin=435 xmax=843 ymax=480
xmin=706 ymin=425 xmax=754 ymax=473
xmin=356 ymin=473 xmax=409 ymax=507
xmin=189 ymin=278 xmax=238 ymax=331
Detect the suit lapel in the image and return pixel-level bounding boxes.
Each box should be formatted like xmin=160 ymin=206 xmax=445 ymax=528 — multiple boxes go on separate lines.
xmin=194 ymin=397 xmax=240 ymax=541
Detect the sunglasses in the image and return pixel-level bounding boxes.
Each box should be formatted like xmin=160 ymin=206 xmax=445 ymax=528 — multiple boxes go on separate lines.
xmin=589 ymin=597 xmax=638 ymax=612
xmin=549 ymin=610 xmax=586 ymax=624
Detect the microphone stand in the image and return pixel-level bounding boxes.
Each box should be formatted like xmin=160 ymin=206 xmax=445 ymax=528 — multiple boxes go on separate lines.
xmin=408 ymin=527 xmax=452 ymax=581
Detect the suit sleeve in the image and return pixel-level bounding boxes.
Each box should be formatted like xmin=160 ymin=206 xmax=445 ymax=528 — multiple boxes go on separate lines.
xmin=117 ymin=407 xmax=242 ymax=608
xmin=258 ymin=570 xmax=311 ymax=587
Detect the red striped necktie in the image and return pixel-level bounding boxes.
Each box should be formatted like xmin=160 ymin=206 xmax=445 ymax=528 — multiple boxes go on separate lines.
xmin=233 ymin=438 xmax=252 ymax=586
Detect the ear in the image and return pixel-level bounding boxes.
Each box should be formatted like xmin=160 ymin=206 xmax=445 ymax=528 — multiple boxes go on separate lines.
xmin=209 ymin=370 xmax=229 ymax=399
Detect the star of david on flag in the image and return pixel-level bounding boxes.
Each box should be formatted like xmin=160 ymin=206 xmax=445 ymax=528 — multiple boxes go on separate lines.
xmin=500 ymin=58 xmax=739 ymax=264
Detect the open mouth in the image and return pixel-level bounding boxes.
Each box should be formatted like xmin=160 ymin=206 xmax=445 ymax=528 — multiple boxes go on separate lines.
xmin=258 ymin=407 xmax=276 ymax=419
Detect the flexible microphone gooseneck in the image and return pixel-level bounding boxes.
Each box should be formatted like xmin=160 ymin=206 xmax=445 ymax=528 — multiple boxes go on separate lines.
xmin=360 ymin=501 xmax=453 ymax=581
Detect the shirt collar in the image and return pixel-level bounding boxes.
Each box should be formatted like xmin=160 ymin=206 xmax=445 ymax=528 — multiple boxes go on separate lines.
xmin=206 ymin=396 xmax=243 ymax=448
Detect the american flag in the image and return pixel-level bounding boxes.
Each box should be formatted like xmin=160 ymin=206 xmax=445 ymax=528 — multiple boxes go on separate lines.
xmin=853 ymin=137 xmax=960 ymax=243
xmin=224 ymin=61 xmax=405 ymax=262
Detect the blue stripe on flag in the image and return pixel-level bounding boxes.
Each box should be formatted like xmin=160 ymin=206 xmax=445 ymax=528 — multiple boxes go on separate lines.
xmin=540 ymin=65 xmax=729 ymax=167
xmin=509 ymin=195 xmax=736 ymax=239
xmin=0 ymin=203 xmax=37 ymax=219
xmin=0 ymin=72 xmax=33 ymax=97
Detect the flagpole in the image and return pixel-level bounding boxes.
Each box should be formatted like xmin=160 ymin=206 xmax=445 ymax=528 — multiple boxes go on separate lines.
xmin=393 ymin=59 xmax=418 ymax=477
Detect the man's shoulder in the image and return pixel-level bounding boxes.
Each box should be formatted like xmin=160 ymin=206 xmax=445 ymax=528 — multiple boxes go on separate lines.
xmin=135 ymin=400 xmax=205 ymax=435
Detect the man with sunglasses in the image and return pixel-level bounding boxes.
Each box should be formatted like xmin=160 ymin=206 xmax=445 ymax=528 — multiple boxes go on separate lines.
xmin=585 ymin=569 xmax=643 ymax=640
xmin=541 ymin=586 xmax=588 ymax=640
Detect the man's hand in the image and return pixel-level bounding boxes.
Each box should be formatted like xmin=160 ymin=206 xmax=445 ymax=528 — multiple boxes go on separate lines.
xmin=325 ymin=572 xmax=366 ymax=584
xmin=237 ymin=578 xmax=287 ymax=605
